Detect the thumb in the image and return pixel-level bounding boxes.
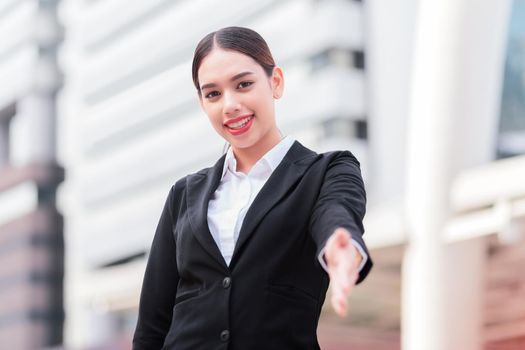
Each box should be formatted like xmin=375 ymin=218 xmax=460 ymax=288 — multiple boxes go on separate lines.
xmin=333 ymin=228 xmax=351 ymax=247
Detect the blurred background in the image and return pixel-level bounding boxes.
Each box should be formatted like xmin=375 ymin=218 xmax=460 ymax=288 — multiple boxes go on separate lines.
xmin=0 ymin=0 xmax=524 ymax=349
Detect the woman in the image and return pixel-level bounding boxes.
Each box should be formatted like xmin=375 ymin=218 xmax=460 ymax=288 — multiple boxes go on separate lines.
xmin=133 ymin=26 xmax=373 ymax=350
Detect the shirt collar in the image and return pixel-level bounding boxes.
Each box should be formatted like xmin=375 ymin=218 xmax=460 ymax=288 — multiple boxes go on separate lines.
xmin=221 ymin=135 xmax=296 ymax=179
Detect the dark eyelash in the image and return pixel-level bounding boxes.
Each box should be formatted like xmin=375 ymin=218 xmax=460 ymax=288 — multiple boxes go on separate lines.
xmin=238 ymin=81 xmax=253 ymax=88
xmin=204 ymin=91 xmax=220 ymax=99
xmin=204 ymin=81 xmax=253 ymax=99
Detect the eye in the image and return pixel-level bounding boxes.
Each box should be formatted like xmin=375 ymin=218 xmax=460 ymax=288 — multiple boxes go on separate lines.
xmin=237 ymin=81 xmax=253 ymax=89
xmin=204 ymin=91 xmax=220 ymax=99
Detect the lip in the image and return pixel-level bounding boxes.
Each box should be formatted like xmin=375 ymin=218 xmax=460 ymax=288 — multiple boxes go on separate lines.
xmin=224 ymin=114 xmax=254 ymax=127
xmin=224 ymin=114 xmax=255 ymax=136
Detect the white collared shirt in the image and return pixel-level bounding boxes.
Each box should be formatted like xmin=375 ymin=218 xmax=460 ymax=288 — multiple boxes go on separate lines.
xmin=206 ymin=135 xmax=367 ymax=271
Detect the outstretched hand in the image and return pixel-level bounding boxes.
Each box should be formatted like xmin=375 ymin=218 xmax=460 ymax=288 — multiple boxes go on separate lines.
xmin=325 ymin=228 xmax=362 ymax=317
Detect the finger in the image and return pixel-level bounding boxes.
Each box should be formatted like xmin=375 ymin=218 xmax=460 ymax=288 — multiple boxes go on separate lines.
xmin=339 ymin=255 xmax=354 ymax=291
xmin=333 ymin=272 xmax=355 ymax=299
xmin=329 ymin=269 xmax=341 ymax=296
xmin=340 ymin=276 xmax=356 ymax=296
xmin=330 ymin=260 xmax=350 ymax=294
xmin=337 ymin=296 xmax=348 ymax=317
xmin=337 ymin=268 xmax=351 ymax=294
xmin=331 ymin=291 xmax=348 ymax=317
xmin=331 ymin=271 xmax=354 ymax=317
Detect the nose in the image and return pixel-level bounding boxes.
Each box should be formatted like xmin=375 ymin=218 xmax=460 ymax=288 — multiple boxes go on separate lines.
xmin=222 ymin=91 xmax=241 ymax=115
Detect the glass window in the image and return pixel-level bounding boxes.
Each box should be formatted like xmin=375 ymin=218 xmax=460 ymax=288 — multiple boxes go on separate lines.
xmin=0 ymin=102 xmax=16 ymax=167
xmin=497 ymin=0 xmax=525 ymax=159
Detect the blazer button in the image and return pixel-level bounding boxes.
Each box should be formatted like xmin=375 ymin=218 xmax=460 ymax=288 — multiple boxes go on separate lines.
xmin=222 ymin=277 xmax=231 ymax=289
xmin=220 ymin=329 xmax=230 ymax=342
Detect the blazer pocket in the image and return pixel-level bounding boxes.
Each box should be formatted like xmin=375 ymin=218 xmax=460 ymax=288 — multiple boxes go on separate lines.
xmin=267 ymin=283 xmax=318 ymax=306
xmin=174 ymin=287 xmax=201 ymax=306
xmin=265 ymin=283 xmax=319 ymax=337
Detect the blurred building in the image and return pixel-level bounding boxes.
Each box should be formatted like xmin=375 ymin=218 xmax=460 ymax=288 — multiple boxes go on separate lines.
xmin=0 ymin=0 xmax=64 ymax=349
xmin=0 ymin=0 xmax=522 ymax=349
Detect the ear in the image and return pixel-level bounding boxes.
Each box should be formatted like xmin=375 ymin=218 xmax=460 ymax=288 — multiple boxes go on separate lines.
xmin=271 ymin=66 xmax=284 ymax=99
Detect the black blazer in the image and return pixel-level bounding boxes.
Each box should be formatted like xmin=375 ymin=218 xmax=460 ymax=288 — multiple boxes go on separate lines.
xmin=133 ymin=140 xmax=373 ymax=350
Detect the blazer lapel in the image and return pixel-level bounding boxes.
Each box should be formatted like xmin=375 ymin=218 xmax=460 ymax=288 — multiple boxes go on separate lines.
xmin=229 ymin=141 xmax=317 ymax=268
xmin=185 ymin=141 xmax=318 ymax=271
xmin=186 ymin=154 xmax=229 ymax=270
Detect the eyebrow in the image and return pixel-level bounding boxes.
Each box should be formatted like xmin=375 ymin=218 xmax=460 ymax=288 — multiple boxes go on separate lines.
xmin=200 ymin=71 xmax=254 ymax=90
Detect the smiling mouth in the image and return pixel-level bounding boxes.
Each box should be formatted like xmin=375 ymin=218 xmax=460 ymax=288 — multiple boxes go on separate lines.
xmin=226 ymin=115 xmax=254 ymax=130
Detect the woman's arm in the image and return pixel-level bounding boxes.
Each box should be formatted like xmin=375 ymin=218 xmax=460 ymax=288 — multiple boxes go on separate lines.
xmin=309 ymin=151 xmax=373 ymax=314
xmin=133 ymin=185 xmax=180 ymax=349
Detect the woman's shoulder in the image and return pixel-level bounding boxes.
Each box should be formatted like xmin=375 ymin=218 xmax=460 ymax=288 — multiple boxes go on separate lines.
xmin=316 ymin=149 xmax=361 ymax=167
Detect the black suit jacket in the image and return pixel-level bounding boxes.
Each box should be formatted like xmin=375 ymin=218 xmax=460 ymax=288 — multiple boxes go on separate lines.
xmin=132 ymin=140 xmax=373 ymax=350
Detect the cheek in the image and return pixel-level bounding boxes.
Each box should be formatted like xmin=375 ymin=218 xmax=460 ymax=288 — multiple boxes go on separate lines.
xmin=247 ymin=89 xmax=273 ymax=112
xmin=203 ymin=105 xmax=220 ymax=121
xmin=209 ymin=115 xmax=223 ymax=130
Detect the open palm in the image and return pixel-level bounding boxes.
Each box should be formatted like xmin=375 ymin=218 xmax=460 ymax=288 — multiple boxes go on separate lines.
xmin=325 ymin=228 xmax=361 ymax=317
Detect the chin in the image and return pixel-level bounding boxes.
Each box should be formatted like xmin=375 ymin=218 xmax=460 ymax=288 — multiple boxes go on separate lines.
xmin=229 ymin=138 xmax=258 ymax=150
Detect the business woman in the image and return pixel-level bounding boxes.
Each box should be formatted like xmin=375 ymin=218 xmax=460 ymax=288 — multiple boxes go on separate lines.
xmin=132 ymin=26 xmax=373 ymax=350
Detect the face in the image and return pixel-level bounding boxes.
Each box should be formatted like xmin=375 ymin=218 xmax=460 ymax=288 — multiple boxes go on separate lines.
xmin=197 ymin=47 xmax=284 ymax=153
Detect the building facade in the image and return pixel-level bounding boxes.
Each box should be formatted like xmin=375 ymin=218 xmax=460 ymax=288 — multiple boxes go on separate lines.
xmin=0 ymin=0 xmax=64 ymax=349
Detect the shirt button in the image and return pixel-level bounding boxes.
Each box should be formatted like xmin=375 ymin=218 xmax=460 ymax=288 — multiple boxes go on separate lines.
xmin=222 ymin=277 xmax=231 ymax=289
xmin=220 ymin=329 xmax=230 ymax=341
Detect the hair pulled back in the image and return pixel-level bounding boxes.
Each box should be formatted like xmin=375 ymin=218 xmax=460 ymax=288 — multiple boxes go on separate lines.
xmin=192 ymin=26 xmax=276 ymax=94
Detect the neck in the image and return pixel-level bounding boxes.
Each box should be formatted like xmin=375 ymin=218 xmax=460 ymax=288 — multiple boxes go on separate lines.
xmin=231 ymin=129 xmax=282 ymax=174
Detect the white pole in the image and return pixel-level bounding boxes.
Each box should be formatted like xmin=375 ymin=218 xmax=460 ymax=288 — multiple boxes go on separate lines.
xmin=403 ymin=1 xmax=512 ymax=349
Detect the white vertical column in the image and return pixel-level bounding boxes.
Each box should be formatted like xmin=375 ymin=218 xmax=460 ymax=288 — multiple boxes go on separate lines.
xmin=403 ymin=1 xmax=512 ymax=350
xmin=11 ymin=93 xmax=56 ymax=165
xmin=441 ymin=238 xmax=487 ymax=350
xmin=364 ymin=0 xmax=418 ymax=206
xmin=9 ymin=0 xmax=61 ymax=167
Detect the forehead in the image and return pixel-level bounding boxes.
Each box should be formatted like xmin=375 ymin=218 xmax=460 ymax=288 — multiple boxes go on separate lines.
xmin=198 ymin=48 xmax=263 ymax=84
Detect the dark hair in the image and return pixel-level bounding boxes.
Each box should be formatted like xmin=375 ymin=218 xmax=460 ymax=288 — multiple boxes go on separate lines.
xmin=192 ymin=26 xmax=276 ymax=94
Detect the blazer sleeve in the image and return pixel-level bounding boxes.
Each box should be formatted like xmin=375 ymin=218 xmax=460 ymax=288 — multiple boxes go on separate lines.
xmin=133 ymin=184 xmax=179 ymax=349
xmin=308 ymin=150 xmax=373 ymax=284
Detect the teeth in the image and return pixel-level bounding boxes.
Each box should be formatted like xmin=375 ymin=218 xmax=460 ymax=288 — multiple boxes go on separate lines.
xmin=228 ymin=116 xmax=253 ymax=129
